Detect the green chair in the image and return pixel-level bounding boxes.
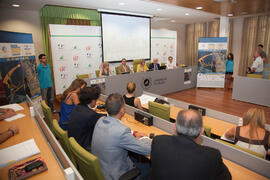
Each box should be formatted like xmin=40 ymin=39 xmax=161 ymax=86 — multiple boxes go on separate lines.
xmin=133 ymin=59 xmax=141 ymax=73
xmin=148 ymin=101 xmax=170 ymax=121
xmin=77 ymin=74 xmax=89 ymax=79
xmin=264 ymin=67 xmax=270 ymax=71
xmin=41 ymin=100 xmax=54 ymax=130
xmin=95 ymin=70 xmax=100 ymax=77
xmin=115 ymin=66 xmax=120 ymax=75
xmin=216 ymin=139 xmax=264 ymax=159
xmin=52 ymin=119 xmax=77 ymax=167
xmin=247 ymin=74 xmax=263 ymax=79
xmin=203 ymin=126 xmax=211 ymax=137
xmin=69 ymin=137 xmax=104 ymax=180
xmin=268 ymin=74 xmax=270 ymax=79
xmin=161 ymin=62 xmax=166 ymax=67
xmin=146 ymin=62 xmax=151 ymax=68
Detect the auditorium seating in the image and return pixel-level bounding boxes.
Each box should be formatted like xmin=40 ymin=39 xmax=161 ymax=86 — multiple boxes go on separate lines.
xmin=148 ymin=101 xmax=170 ymax=121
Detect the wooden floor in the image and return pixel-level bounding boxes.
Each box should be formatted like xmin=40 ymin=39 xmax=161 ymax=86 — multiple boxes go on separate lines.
xmin=164 ymin=88 xmax=270 ymax=124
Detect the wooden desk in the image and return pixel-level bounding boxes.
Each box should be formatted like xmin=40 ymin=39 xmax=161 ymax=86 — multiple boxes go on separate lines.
xmin=121 ymin=112 xmax=267 ymax=180
xmin=143 ymin=103 xmax=235 ymax=137
xmin=0 ymin=103 xmax=65 ymax=180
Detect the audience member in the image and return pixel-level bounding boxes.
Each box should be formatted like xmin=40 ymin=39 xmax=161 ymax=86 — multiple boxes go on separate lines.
xmin=91 ymin=93 xmax=151 ymax=180
xmin=150 ymin=110 xmax=231 ymax=180
xmin=37 ymin=54 xmax=54 ymax=111
xmin=59 ymin=79 xmax=86 ymax=130
xmin=257 ymin=44 xmax=266 ymax=62
xmin=0 ymin=108 xmax=16 ymax=120
xmin=148 ymin=58 xmax=160 ymax=70
xmin=225 ymin=53 xmax=234 ymax=89
xmin=68 ymin=87 xmax=104 ymax=151
xmin=0 ymin=125 xmax=19 ymax=144
xmin=248 ymin=51 xmax=264 ymax=74
xmin=136 ymin=59 xmax=148 ymax=72
xmin=118 ymin=58 xmax=131 ymax=74
xmin=123 ymin=81 xmax=143 ymax=110
xmin=166 ymin=56 xmax=176 ymax=69
xmin=224 ymin=108 xmax=269 ymax=157
xmin=99 ymin=62 xmax=113 ymax=77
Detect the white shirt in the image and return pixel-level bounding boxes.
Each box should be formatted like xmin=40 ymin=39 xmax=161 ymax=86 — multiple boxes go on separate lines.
xmin=251 ymin=56 xmax=264 ymax=72
xmin=167 ymin=61 xmax=176 ymax=69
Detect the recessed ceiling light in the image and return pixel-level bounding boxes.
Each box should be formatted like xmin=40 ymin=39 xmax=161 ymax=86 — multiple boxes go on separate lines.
xmin=170 ymin=20 xmax=176 ymax=22
xmin=196 ymin=7 xmax=203 ymax=10
xmin=156 ymin=8 xmax=162 ymax=11
xmin=185 ymin=13 xmax=190 ymax=16
xmin=12 ymin=4 xmax=20 ymax=7
xmin=119 ymin=2 xmax=125 ymax=5
xmin=227 ymin=13 xmax=233 ymax=17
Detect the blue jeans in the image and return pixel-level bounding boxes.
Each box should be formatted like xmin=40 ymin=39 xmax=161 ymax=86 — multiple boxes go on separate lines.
xmin=41 ymin=87 xmax=54 ymax=111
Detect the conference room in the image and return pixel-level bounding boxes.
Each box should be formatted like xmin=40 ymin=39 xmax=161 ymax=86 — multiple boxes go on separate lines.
xmin=0 ymin=0 xmax=270 ymax=179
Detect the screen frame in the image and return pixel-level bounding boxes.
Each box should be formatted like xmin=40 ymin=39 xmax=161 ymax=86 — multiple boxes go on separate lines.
xmin=100 ymin=12 xmax=151 ymax=63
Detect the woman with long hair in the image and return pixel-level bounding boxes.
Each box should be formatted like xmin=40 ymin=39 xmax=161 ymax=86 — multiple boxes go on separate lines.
xmin=99 ymin=62 xmax=113 ymax=77
xmin=59 ymin=79 xmax=86 ymax=130
xmin=136 ymin=59 xmax=148 ymax=72
xmin=224 ymin=108 xmax=269 ymax=157
xmin=225 ymin=53 xmax=234 ymax=89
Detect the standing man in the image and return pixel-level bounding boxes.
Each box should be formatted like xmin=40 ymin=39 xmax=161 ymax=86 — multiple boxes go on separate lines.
xmin=150 ymin=110 xmax=231 ymax=180
xmin=257 ymin=44 xmax=266 ymax=62
xmin=149 ymin=58 xmax=160 ymax=70
xmin=118 ymin=58 xmax=131 ymax=74
xmin=37 ymin=54 xmax=54 ymax=111
xmin=91 ymin=93 xmax=151 ymax=180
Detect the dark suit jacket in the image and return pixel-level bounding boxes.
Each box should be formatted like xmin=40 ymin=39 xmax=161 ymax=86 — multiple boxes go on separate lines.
xmin=150 ymin=135 xmax=231 ymax=180
xmin=148 ymin=63 xmax=160 ymax=70
xmin=67 ymin=104 xmax=104 ymax=150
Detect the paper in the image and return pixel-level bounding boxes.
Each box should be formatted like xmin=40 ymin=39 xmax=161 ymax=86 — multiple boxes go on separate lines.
xmin=4 ymin=113 xmax=25 ymax=122
xmin=0 ymin=139 xmax=40 ymax=168
xmin=220 ymin=135 xmax=234 ymax=143
xmin=0 ymin=103 xmax=24 ymax=111
xmin=139 ymin=94 xmax=156 ymax=105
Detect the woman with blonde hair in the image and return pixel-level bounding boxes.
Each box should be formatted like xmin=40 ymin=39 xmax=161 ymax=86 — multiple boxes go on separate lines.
xmin=59 ymin=79 xmax=86 ymax=130
xmin=136 ymin=59 xmax=148 ymax=72
xmin=123 ymin=81 xmax=143 ymax=110
xmin=224 ymin=108 xmax=269 ymax=157
xmin=99 ymin=62 xmax=113 ymax=77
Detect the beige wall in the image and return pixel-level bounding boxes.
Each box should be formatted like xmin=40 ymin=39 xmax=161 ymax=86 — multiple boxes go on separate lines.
xmin=0 ymin=8 xmax=43 ymax=62
xmin=151 ymin=21 xmax=186 ymax=64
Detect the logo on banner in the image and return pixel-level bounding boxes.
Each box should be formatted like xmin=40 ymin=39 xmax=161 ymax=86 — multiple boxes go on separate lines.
xmin=141 ymin=76 xmax=152 ymax=90
xmin=2 ymin=46 xmax=7 ymax=53
xmin=10 ymin=44 xmax=21 ymax=56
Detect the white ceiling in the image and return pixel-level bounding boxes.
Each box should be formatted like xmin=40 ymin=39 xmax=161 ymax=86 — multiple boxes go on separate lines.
xmin=0 ymin=0 xmax=220 ymax=24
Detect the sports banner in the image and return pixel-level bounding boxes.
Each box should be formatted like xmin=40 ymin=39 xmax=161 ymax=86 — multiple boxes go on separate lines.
xmin=197 ymin=37 xmax=227 ymax=88
xmin=0 ymin=30 xmax=40 ymax=104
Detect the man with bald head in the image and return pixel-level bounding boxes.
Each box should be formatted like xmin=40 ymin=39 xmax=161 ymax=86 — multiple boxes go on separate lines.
xmin=150 ymin=110 xmax=231 ymax=180
xmin=148 ymin=58 xmax=160 ymax=70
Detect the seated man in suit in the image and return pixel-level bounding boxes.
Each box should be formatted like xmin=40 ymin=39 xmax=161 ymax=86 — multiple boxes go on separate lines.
xmin=150 ymin=110 xmax=231 ymax=180
xmin=118 ymin=58 xmax=131 ymax=74
xmin=68 ymin=87 xmax=104 ymax=151
xmin=91 ymin=93 xmax=151 ymax=180
xmin=148 ymin=58 xmax=160 ymax=70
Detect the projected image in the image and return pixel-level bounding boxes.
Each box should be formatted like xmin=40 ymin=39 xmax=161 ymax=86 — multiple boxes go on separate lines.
xmin=101 ymin=13 xmax=150 ymax=62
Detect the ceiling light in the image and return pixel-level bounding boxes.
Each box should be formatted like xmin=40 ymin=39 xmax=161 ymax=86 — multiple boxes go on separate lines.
xmin=156 ymin=8 xmax=162 ymax=11
xmin=185 ymin=13 xmax=190 ymax=16
xmin=119 ymin=2 xmax=125 ymax=5
xmin=170 ymin=20 xmax=176 ymax=22
xmin=227 ymin=13 xmax=233 ymax=17
xmin=12 ymin=4 xmax=20 ymax=7
xmin=196 ymin=7 xmax=203 ymax=10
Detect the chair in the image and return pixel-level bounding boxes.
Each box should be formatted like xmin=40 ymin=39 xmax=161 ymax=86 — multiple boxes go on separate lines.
xmin=216 ymin=139 xmax=264 ymax=159
xmin=77 ymin=74 xmax=89 ymax=79
xmin=146 ymin=62 xmax=151 ymax=68
xmin=148 ymin=101 xmax=170 ymax=121
xmin=247 ymin=74 xmax=263 ymax=79
xmin=41 ymin=100 xmax=54 ymax=130
xmin=203 ymin=126 xmax=211 ymax=137
xmin=264 ymin=67 xmax=270 ymax=71
xmin=69 ymin=137 xmax=104 ymax=180
xmin=95 ymin=70 xmax=100 ymax=77
xmin=115 ymin=66 xmax=120 ymax=75
xmin=52 ymin=119 xmax=77 ymax=167
xmin=161 ymin=62 xmax=166 ymax=67
xmin=268 ymin=74 xmax=270 ymax=79
xmin=133 ymin=59 xmax=141 ymax=73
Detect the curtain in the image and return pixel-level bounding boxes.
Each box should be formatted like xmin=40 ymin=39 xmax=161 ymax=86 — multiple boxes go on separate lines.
xmin=185 ymin=23 xmax=206 ymax=66
xmin=40 ymin=5 xmax=100 ymax=65
xmin=238 ymin=15 xmax=270 ymax=76
xmin=208 ymin=21 xmax=219 ymax=37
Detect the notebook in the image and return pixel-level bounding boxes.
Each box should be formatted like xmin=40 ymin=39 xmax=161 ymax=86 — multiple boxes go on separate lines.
xmin=0 ymin=139 xmax=40 ymax=168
